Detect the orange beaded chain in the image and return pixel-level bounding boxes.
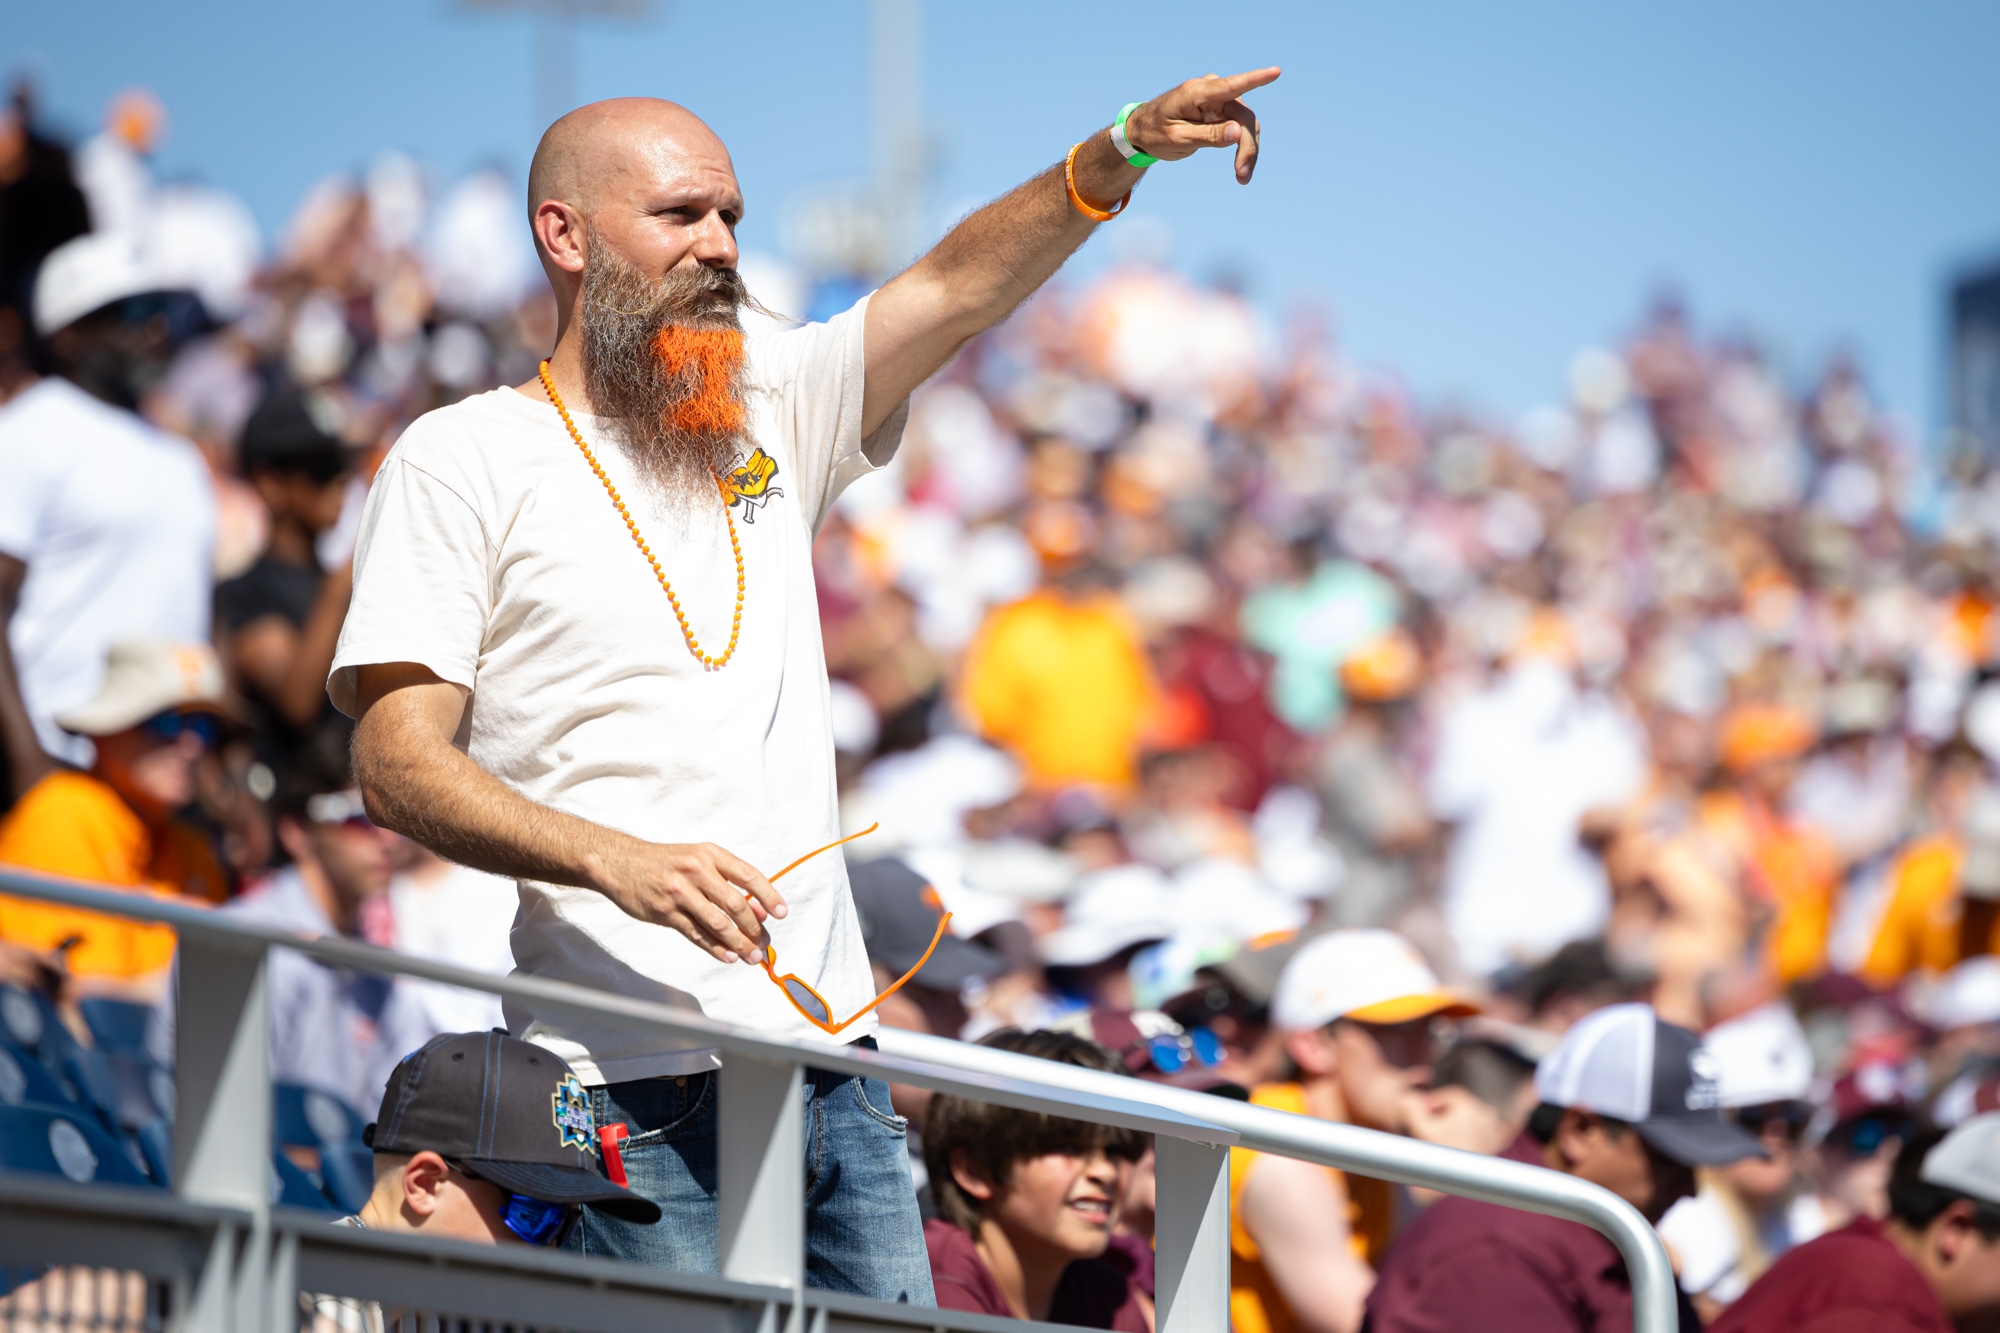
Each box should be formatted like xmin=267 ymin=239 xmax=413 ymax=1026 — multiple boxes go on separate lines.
xmin=538 ymin=359 xmax=744 ymax=670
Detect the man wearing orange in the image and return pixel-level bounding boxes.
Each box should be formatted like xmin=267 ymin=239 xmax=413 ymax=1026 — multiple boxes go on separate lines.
xmin=1698 ymin=702 xmax=1839 ymax=985
xmin=1227 ymin=929 xmax=1475 ymax=1333
xmin=961 ymin=565 xmax=1156 ymax=790
xmin=0 ymin=640 xmax=228 ymax=996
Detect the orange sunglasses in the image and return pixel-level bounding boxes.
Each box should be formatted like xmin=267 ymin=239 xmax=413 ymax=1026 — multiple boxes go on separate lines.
xmin=757 ymin=823 xmax=952 ymax=1036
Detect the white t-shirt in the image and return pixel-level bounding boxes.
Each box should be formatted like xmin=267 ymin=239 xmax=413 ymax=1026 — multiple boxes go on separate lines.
xmin=330 ymin=299 xmax=904 ymax=1081
xmin=0 ymin=378 xmax=217 ymax=764
xmin=387 ymin=861 xmax=519 ymax=1037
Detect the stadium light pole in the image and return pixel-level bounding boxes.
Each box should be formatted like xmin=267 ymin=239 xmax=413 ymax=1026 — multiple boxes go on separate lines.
xmin=456 ymin=0 xmax=659 ymax=130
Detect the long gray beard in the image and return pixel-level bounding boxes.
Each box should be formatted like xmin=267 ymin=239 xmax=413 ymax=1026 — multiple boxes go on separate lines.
xmin=577 ymin=244 xmax=755 ymax=514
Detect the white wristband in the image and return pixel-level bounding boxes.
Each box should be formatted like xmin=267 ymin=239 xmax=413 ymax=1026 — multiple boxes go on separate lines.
xmin=1112 ymin=102 xmax=1158 ymax=167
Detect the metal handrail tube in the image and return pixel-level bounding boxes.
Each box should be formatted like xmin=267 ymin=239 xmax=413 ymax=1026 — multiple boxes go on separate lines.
xmin=0 ymin=866 xmax=1676 ymax=1333
xmin=0 ymin=868 xmax=1229 ymax=1146
xmin=876 ymin=1029 xmax=1678 ymax=1333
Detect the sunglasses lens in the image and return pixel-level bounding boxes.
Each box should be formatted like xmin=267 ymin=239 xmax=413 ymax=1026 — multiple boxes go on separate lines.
xmin=1191 ymin=1028 xmax=1224 ymax=1067
xmin=502 ymin=1194 xmax=572 ymax=1246
xmin=783 ymin=977 xmax=831 ymax=1023
xmin=1846 ymin=1119 xmax=1892 ymax=1154
xmin=144 ymin=711 xmax=218 ymax=747
xmin=1148 ymin=1036 xmax=1187 ymax=1074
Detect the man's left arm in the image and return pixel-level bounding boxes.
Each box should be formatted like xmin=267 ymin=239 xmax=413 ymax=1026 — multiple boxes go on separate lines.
xmin=860 ymin=68 xmax=1279 ymax=436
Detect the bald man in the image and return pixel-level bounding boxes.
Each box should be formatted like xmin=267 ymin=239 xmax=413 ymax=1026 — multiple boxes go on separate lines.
xmin=330 ymin=74 xmax=1276 ymax=1299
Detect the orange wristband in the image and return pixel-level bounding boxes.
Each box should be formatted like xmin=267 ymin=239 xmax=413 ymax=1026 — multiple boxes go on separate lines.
xmin=1064 ymin=142 xmax=1130 ymax=223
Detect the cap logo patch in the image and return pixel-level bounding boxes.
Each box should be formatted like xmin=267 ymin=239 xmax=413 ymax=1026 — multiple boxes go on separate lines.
xmin=552 ymin=1073 xmax=597 ymax=1154
xmin=1686 ymin=1049 xmax=1721 ymax=1111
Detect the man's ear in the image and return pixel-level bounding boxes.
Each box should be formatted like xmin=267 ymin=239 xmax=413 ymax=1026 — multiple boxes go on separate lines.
xmin=401 ymin=1150 xmax=452 ymax=1219
xmin=274 ymin=816 xmax=315 ymax=868
xmin=1934 ymin=1199 xmax=1979 ymax=1267
xmin=949 ymin=1149 xmax=998 ymax=1202
xmin=1285 ymin=1025 xmax=1339 ymax=1079
xmin=1553 ymin=1108 xmax=1598 ymax=1166
xmin=533 ymin=200 xmax=589 ymax=277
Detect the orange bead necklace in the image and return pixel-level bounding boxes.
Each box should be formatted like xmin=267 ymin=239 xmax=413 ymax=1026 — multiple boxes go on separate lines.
xmin=538 ymin=359 xmax=744 ymax=670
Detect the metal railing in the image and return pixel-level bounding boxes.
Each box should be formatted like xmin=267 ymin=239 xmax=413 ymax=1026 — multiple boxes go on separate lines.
xmin=0 ymin=867 xmax=1677 ymax=1333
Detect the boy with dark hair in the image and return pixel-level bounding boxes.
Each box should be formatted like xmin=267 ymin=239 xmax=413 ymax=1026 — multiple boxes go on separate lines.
xmin=1712 ymin=1116 xmax=2000 ymax=1333
xmin=923 ymin=1029 xmax=1150 ymax=1329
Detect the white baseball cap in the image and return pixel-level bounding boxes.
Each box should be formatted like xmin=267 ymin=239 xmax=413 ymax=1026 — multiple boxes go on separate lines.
xmin=1701 ymin=1002 xmax=1816 ymax=1107
xmin=1536 ymin=1003 xmax=1764 ymax=1167
xmin=1270 ymin=929 xmax=1476 ymax=1031
xmin=32 ymin=232 xmax=167 ymax=337
xmin=1921 ymin=1111 xmax=2000 ymax=1207
xmin=1039 ymin=865 xmax=1176 ymax=968
xmin=53 ymin=640 xmax=229 ymax=737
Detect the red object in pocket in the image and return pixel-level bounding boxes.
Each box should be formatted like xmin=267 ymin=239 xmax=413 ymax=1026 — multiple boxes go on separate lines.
xmin=597 ymin=1123 xmax=629 ymax=1187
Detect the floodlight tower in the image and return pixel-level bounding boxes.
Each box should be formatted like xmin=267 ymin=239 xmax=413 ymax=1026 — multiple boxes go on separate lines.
xmin=872 ymin=0 xmax=926 ymax=275
xmin=458 ymin=0 xmax=657 ymax=129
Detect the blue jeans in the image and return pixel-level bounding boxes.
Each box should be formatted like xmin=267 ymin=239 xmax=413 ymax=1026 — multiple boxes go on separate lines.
xmin=564 ymin=1043 xmax=934 ymax=1305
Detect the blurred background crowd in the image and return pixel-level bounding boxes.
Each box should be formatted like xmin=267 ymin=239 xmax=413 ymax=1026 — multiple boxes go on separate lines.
xmin=7 ymin=75 xmax=2000 ymax=1325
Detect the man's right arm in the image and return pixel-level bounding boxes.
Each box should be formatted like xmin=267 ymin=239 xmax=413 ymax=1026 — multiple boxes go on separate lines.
xmin=1237 ymin=1153 xmax=1374 ymax=1333
xmin=0 ymin=554 xmax=54 ymax=801
xmin=350 ymin=661 xmax=785 ymax=963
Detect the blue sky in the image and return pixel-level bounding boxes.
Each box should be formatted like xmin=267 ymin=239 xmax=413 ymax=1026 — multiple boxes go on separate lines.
xmin=13 ymin=2 xmax=2000 ymax=435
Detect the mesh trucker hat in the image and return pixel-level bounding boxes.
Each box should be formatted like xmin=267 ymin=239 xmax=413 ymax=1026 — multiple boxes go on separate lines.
xmin=1921 ymin=1112 xmax=2000 ymax=1206
xmin=1534 ymin=1003 xmax=1764 ymax=1168
xmin=366 ymin=1032 xmax=659 ymax=1222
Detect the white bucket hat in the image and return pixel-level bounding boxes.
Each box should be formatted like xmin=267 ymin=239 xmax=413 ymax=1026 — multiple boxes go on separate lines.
xmin=54 ymin=640 xmax=230 ymax=737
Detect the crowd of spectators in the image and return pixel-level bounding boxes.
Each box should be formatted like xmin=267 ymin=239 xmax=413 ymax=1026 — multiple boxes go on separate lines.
xmin=5 ymin=81 xmax=2000 ymax=1329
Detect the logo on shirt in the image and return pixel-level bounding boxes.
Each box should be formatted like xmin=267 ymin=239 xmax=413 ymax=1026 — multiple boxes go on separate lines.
xmin=552 ymin=1073 xmax=598 ymax=1154
xmin=722 ymin=448 xmax=783 ymax=523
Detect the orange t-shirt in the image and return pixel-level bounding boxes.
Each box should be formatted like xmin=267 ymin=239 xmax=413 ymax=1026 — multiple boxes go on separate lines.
xmin=1698 ymin=791 xmax=1839 ymax=984
xmin=1862 ymin=837 xmax=2000 ymax=986
xmin=960 ymin=590 xmax=1156 ymax=789
xmin=0 ymin=771 xmax=222 ymax=978
xmin=1227 ymin=1082 xmax=1394 ymax=1333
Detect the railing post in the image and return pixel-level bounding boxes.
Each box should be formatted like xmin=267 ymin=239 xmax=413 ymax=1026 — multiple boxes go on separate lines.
xmin=717 ymin=1055 xmax=803 ymax=1333
xmin=1153 ymin=1136 xmax=1231 ymax=1333
xmin=173 ymin=935 xmax=272 ymax=1333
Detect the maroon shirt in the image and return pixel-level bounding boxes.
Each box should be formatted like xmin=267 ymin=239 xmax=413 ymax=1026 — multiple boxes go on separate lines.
xmin=1709 ymin=1217 xmax=1950 ymax=1333
xmin=925 ymin=1218 xmax=1148 ymax=1331
xmin=1364 ymin=1133 xmax=1698 ymax=1333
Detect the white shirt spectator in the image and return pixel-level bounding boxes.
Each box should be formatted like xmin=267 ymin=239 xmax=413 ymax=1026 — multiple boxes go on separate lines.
xmin=1428 ymin=659 xmax=1646 ymax=977
xmin=150 ymin=867 xmax=433 ymax=1118
xmin=0 ymin=377 xmax=216 ymax=764
xmin=329 ymin=299 xmax=904 ymax=1082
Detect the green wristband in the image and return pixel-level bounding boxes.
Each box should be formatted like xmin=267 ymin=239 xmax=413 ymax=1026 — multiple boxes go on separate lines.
xmin=1112 ymin=102 xmax=1159 ymax=168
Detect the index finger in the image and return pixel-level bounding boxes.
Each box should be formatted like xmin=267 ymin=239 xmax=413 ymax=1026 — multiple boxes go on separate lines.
xmin=713 ymin=846 xmax=789 ymax=920
xmin=1202 ymin=66 xmax=1282 ymax=102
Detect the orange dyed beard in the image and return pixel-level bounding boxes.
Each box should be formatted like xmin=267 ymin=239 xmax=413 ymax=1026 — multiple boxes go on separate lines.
xmin=654 ymin=326 xmax=748 ymax=441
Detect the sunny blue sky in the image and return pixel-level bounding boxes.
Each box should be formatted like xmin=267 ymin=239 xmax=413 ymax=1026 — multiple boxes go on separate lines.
xmin=12 ymin=2 xmax=2000 ymax=436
